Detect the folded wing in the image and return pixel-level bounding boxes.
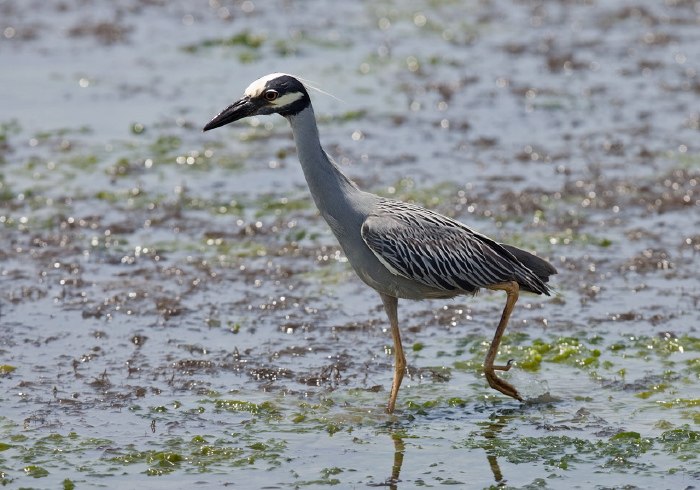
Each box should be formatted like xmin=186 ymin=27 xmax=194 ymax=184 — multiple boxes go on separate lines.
xmin=361 ymin=200 xmax=554 ymax=295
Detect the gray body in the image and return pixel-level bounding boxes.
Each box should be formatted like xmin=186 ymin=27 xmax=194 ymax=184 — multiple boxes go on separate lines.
xmin=289 ymin=106 xmax=553 ymax=301
xmin=289 ymin=108 xmax=424 ymax=299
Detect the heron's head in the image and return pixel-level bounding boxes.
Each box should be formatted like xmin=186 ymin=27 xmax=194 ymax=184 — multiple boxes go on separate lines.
xmin=203 ymin=73 xmax=310 ymax=131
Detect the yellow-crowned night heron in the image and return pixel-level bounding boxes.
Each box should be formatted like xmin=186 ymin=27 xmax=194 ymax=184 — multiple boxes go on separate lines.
xmin=204 ymin=73 xmax=557 ymax=413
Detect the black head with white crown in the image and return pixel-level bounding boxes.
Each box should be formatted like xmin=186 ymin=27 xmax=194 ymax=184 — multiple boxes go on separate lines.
xmin=203 ymin=73 xmax=311 ymax=131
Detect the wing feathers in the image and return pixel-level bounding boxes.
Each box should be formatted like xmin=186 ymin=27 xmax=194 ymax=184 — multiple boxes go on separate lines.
xmin=361 ymin=199 xmax=553 ymax=295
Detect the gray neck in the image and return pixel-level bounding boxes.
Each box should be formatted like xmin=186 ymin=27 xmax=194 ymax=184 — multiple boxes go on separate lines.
xmin=287 ymin=106 xmax=364 ymax=226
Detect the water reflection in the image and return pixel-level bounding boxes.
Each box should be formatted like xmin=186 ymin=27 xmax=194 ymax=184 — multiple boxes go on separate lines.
xmin=389 ymin=433 xmax=405 ymax=488
xmin=369 ymin=432 xmax=405 ymax=489
xmin=481 ymin=420 xmax=508 ymax=484
xmin=375 ymin=419 xmax=511 ymax=488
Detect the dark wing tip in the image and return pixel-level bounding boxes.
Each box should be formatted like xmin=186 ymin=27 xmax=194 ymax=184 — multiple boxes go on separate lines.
xmin=500 ymin=244 xmax=557 ymax=282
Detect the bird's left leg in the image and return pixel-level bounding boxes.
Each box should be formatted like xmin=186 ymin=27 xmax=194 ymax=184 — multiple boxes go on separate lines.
xmin=483 ymin=281 xmax=523 ymax=401
xmin=380 ymin=293 xmax=405 ymax=414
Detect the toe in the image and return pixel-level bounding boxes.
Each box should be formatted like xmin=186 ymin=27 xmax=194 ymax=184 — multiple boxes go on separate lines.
xmin=484 ymin=369 xmax=523 ymax=401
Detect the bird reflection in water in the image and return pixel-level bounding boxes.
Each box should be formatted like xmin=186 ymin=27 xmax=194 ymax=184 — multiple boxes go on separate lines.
xmin=370 ymin=419 xmax=513 ymax=488
xmin=368 ymin=433 xmax=405 ymax=489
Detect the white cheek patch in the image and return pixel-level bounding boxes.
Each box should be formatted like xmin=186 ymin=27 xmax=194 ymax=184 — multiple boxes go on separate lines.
xmin=270 ymin=91 xmax=304 ymax=106
xmin=244 ymin=72 xmax=288 ymax=97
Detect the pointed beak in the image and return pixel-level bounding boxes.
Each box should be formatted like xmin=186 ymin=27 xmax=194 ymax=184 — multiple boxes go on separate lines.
xmin=202 ymin=96 xmax=261 ymax=132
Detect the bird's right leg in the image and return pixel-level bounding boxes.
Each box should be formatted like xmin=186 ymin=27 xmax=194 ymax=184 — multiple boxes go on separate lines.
xmin=380 ymin=293 xmax=405 ymax=414
xmin=483 ymin=281 xmax=523 ymax=401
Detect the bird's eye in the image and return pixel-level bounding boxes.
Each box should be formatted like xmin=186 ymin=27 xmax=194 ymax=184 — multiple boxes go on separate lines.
xmin=264 ymin=90 xmax=279 ymax=101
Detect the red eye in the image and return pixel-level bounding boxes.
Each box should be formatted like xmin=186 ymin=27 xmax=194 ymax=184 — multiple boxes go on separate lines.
xmin=264 ymin=90 xmax=278 ymax=101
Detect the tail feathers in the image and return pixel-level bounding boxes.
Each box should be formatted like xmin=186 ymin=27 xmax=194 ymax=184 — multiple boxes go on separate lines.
xmin=500 ymin=244 xmax=558 ymax=293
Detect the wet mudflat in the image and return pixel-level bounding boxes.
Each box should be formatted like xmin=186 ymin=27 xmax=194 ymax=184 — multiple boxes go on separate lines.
xmin=1 ymin=0 xmax=699 ymax=488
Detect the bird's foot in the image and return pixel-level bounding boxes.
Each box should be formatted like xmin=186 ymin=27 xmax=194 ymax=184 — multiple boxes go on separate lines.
xmin=492 ymin=359 xmax=514 ymax=371
xmin=484 ymin=365 xmax=523 ymax=402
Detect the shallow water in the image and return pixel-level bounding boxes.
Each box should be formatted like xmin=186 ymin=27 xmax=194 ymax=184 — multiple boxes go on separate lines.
xmin=1 ymin=0 xmax=699 ymax=488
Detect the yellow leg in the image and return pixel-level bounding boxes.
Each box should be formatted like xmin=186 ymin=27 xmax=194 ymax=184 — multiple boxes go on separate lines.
xmin=381 ymin=293 xmax=405 ymax=414
xmin=483 ymin=281 xmax=523 ymax=401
